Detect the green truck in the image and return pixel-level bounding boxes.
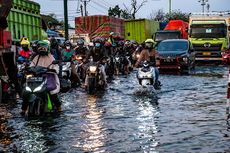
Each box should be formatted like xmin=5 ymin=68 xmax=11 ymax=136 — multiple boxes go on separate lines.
xmin=188 ymin=13 xmax=230 ymax=62
xmin=6 ymin=0 xmax=46 ymax=43
xmin=124 ymin=19 xmax=159 ymax=43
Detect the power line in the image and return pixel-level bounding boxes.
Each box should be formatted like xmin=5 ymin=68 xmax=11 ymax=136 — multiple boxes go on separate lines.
xmin=87 ymin=3 xmax=107 ymax=14
xmin=91 ymin=0 xmax=108 ymax=11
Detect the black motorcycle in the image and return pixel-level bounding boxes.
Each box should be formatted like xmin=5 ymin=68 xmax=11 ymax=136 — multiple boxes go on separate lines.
xmin=86 ymin=59 xmax=106 ymax=94
xmin=22 ymin=61 xmax=59 ymax=118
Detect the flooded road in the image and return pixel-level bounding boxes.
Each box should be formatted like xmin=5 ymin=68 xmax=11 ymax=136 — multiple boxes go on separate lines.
xmin=1 ymin=66 xmax=230 ymax=152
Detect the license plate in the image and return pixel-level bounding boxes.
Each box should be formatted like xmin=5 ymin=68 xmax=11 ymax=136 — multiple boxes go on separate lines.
xmin=27 ymin=77 xmax=43 ymax=82
xmin=203 ymin=52 xmax=211 ymax=56
xmin=164 ymin=58 xmax=173 ymax=62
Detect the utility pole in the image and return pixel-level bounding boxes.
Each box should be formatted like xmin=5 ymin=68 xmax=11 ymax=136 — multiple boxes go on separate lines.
xmin=198 ymin=0 xmax=208 ymax=13
xmin=64 ymin=0 xmax=68 ymax=40
xmin=81 ymin=0 xmax=90 ymax=16
xmin=169 ymin=0 xmax=172 ymax=14
xmin=80 ymin=4 xmax=83 ymax=16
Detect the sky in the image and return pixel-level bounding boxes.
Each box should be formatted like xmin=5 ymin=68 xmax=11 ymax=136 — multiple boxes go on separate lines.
xmin=33 ymin=0 xmax=230 ymax=26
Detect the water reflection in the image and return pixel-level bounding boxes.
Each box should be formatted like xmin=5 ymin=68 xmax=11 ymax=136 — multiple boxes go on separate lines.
xmin=74 ymin=95 xmax=106 ymax=153
xmin=135 ymin=95 xmax=159 ymax=152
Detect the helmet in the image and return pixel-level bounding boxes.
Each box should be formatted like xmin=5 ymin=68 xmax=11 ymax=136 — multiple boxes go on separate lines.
xmin=64 ymin=40 xmax=72 ymax=47
xmin=145 ymin=39 xmax=155 ymax=49
xmin=37 ymin=40 xmax=50 ymax=56
xmin=20 ymin=37 xmax=30 ymax=46
xmin=93 ymin=37 xmax=103 ymax=48
xmin=145 ymin=39 xmax=155 ymax=43
xmin=20 ymin=37 xmax=30 ymax=50
xmin=64 ymin=40 xmax=72 ymax=50
xmin=77 ymin=39 xmax=84 ymax=46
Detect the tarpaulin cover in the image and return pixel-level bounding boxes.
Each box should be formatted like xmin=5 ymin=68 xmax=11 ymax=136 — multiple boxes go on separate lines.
xmin=75 ymin=15 xmax=124 ymax=39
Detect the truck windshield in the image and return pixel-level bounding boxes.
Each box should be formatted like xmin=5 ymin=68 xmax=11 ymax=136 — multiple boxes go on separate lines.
xmin=190 ymin=24 xmax=227 ymax=38
xmin=155 ymin=32 xmax=180 ymax=42
xmin=157 ymin=41 xmax=188 ymax=52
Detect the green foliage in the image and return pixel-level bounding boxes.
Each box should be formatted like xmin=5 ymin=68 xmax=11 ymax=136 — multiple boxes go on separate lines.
xmin=149 ymin=9 xmax=189 ymax=22
xmin=165 ymin=10 xmax=189 ymax=22
xmin=108 ymin=5 xmax=132 ymax=19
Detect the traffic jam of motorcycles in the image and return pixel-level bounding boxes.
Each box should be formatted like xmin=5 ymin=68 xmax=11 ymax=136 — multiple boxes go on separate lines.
xmin=14 ymin=36 xmax=162 ymax=118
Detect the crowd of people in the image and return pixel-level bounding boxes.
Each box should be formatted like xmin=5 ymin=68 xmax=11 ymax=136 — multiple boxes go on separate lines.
xmin=16 ymin=33 xmax=160 ymax=115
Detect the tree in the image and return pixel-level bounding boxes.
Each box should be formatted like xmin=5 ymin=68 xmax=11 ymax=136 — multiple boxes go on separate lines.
xmin=124 ymin=0 xmax=147 ymax=19
xmin=108 ymin=5 xmax=122 ymax=18
xmin=148 ymin=9 xmax=166 ymax=22
xmin=148 ymin=9 xmax=189 ymax=22
xmin=108 ymin=5 xmax=132 ymax=19
xmin=164 ymin=10 xmax=189 ymax=22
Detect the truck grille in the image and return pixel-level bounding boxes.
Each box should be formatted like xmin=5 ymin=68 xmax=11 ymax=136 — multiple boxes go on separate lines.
xmin=193 ymin=44 xmax=222 ymax=52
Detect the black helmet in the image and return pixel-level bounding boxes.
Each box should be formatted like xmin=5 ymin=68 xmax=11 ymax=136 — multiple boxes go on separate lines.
xmin=64 ymin=40 xmax=72 ymax=47
xmin=77 ymin=39 xmax=84 ymax=46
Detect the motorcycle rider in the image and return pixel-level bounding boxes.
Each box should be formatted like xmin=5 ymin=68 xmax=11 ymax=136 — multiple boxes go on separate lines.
xmin=62 ymin=40 xmax=81 ymax=87
xmin=21 ymin=40 xmax=62 ymax=115
xmin=84 ymin=37 xmax=107 ymax=88
xmin=73 ymin=39 xmax=89 ymax=81
xmin=135 ymin=39 xmax=161 ymax=89
xmin=50 ymin=36 xmax=61 ymax=61
xmin=18 ymin=37 xmax=32 ymax=59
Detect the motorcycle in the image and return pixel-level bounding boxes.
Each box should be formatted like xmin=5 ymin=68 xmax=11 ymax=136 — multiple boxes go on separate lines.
xmin=114 ymin=54 xmax=126 ymax=75
xmin=86 ymin=58 xmax=106 ymax=94
xmin=105 ymin=56 xmax=115 ymax=79
xmin=59 ymin=60 xmax=72 ymax=92
xmin=137 ymin=61 xmax=156 ymax=89
xmin=22 ymin=61 xmax=59 ymax=118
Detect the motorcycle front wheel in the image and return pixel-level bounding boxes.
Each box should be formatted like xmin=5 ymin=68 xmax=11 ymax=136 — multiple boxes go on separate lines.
xmin=87 ymin=77 xmax=96 ymax=94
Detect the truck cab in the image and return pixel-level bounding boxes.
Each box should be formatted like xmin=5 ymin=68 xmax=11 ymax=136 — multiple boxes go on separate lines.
xmin=188 ymin=13 xmax=230 ymax=62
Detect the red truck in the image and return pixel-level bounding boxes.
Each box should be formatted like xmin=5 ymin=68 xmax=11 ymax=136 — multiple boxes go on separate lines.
xmin=154 ymin=20 xmax=189 ymax=44
xmin=75 ymin=15 xmax=124 ymax=40
xmin=0 ymin=0 xmax=18 ymax=103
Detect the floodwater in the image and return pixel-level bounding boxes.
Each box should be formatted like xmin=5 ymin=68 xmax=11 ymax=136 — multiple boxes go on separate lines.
xmin=1 ymin=66 xmax=230 ymax=153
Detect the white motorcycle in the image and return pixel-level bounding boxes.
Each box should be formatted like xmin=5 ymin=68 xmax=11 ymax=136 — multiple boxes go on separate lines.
xmin=137 ymin=61 xmax=156 ymax=88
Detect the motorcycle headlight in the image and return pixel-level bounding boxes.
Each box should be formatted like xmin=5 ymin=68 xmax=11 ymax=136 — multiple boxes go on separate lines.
xmin=26 ymin=74 xmax=33 ymax=79
xmin=76 ymin=56 xmax=83 ymax=60
xmin=136 ymin=54 xmax=140 ymax=59
xmin=89 ymin=66 xmax=97 ymax=73
xmin=26 ymin=86 xmax=32 ymax=92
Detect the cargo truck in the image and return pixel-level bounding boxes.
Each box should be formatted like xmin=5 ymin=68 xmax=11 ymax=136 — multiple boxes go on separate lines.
xmin=155 ymin=20 xmax=189 ymax=44
xmin=75 ymin=15 xmax=124 ymax=40
xmin=188 ymin=13 xmax=230 ymax=62
xmin=124 ymin=19 xmax=159 ymax=43
xmin=0 ymin=0 xmax=18 ymax=103
xmin=7 ymin=0 xmax=46 ymax=43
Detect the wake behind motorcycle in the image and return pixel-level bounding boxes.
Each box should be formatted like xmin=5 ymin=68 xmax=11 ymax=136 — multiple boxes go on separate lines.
xmin=22 ymin=61 xmax=59 ymax=118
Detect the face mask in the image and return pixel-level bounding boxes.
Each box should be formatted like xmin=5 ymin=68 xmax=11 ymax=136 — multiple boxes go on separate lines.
xmin=145 ymin=43 xmax=152 ymax=48
xmin=95 ymin=43 xmax=101 ymax=47
xmin=66 ymin=46 xmax=70 ymax=50
xmin=22 ymin=47 xmax=29 ymax=51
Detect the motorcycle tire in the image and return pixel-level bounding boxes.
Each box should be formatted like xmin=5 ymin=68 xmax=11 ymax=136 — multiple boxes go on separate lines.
xmin=88 ymin=78 xmax=96 ymax=94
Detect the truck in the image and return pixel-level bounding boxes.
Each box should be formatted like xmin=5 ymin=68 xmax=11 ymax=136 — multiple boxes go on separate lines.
xmin=75 ymin=15 xmax=124 ymax=40
xmin=7 ymin=0 xmax=46 ymax=43
xmin=155 ymin=20 xmax=189 ymax=44
xmin=124 ymin=19 xmax=159 ymax=43
xmin=188 ymin=13 xmax=230 ymax=62
xmin=0 ymin=0 xmax=18 ymax=102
